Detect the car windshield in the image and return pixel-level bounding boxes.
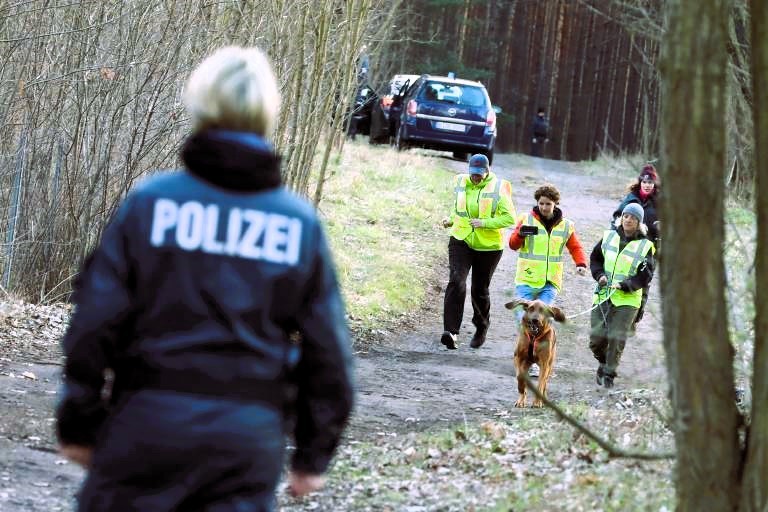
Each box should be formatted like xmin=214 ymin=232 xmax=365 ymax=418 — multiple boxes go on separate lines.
xmin=420 ymin=82 xmax=486 ymax=107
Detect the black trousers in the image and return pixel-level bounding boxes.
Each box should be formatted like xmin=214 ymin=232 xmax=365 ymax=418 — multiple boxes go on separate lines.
xmin=443 ymin=237 xmax=503 ymax=335
xmin=589 ymin=302 xmax=638 ymax=377
xmin=531 ymin=137 xmax=546 ymax=157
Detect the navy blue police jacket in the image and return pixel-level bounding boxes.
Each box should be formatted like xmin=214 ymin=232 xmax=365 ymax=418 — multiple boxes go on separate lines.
xmin=56 ymin=129 xmax=354 ymax=474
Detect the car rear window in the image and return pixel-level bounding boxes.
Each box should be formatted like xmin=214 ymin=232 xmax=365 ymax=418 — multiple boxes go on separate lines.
xmin=420 ymin=82 xmax=487 ymax=107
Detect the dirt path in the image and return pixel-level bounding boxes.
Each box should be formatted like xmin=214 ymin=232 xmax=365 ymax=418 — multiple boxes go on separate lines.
xmin=350 ymin=153 xmax=666 ymax=438
xmin=0 ymin=154 xmax=666 ymax=511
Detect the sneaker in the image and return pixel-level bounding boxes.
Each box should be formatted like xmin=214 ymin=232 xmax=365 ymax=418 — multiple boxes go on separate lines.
xmin=440 ymin=331 xmax=458 ymax=350
xmin=529 ymin=363 xmax=540 ymax=378
xmin=469 ymin=330 xmax=487 ymax=348
xmin=595 ymin=366 xmax=605 ymax=386
xmin=603 ymin=375 xmax=614 ymax=389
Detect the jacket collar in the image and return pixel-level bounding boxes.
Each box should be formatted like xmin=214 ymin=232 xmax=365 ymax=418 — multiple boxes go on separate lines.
xmin=180 ymin=129 xmax=282 ymax=192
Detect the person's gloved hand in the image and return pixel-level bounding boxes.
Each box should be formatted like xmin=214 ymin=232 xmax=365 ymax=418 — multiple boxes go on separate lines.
xmin=441 ymin=217 xmax=453 ymax=228
xmin=598 ymin=275 xmax=608 ymax=287
xmin=470 ymin=218 xmax=484 ymax=228
xmin=576 ymin=266 xmax=587 ymax=277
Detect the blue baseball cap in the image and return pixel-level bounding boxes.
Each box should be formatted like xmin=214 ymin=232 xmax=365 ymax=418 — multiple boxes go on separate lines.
xmin=468 ymin=154 xmax=489 ymax=175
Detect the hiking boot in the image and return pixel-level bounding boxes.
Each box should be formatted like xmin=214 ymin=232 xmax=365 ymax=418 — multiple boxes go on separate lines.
xmin=469 ymin=330 xmax=487 ymax=348
xmin=529 ymin=363 xmax=540 ymax=378
xmin=603 ymin=375 xmax=615 ymax=389
xmin=595 ymin=366 xmax=605 ymax=386
xmin=440 ymin=331 xmax=458 ymax=350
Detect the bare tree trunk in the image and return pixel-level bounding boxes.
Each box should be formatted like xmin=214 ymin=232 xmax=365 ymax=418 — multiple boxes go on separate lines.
xmin=0 ymin=0 xmax=388 ymax=301
xmin=660 ymin=0 xmax=742 ymax=509
xmin=740 ymin=0 xmax=768 ymax=508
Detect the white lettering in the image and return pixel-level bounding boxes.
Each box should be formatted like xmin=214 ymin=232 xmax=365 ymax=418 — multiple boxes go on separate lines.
xmin=225 ymin=208 xmax=242 ymax=256
xmin=238 ymin=210 xmax=266 ymax=259
xmin=176 ymin=201 xmax=205 ymax=250
xmin=263 ymin=214 xmax=289 ymax=263
xmin=285 ymin=218 xmax=302 ymax=265
xmin=147 ymin=199 xmax=303 ymax=265
xmin=150 ymin=199 xmax=179 ymax=246
xmin=201 ymin=204 xmax=224 ymax=254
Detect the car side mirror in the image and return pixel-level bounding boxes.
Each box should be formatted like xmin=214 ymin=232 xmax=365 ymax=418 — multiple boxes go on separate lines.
xmin=493 ymin=105 xmax=502 ymax=114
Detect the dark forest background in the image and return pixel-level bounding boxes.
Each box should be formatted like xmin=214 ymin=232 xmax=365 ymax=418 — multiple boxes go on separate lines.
xmin=370 ymin=0 xmax=752 ymax=195
xmin=0 ymin=0 xmax=756 ymax=300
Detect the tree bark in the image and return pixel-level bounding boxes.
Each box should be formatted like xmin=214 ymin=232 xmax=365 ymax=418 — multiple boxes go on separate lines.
xmin=740 ymin=0 xmax=768 ymax=508
xmin=659 ymin=0 xmax=742 ymax=509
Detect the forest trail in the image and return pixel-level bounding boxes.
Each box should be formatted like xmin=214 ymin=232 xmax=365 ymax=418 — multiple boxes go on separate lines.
xmin=350 ymin=153 xmax=666 ymax=438
xmin=0 ymin=153 xmax=667 ymax=511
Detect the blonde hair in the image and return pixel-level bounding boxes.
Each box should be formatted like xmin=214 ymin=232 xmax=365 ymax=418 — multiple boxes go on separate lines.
xmin=184 ymin=46 xmax=280 ymax=136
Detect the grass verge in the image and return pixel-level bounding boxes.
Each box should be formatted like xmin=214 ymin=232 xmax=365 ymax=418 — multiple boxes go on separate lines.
xmin=318 ymin=141 xmax=454 ymax=344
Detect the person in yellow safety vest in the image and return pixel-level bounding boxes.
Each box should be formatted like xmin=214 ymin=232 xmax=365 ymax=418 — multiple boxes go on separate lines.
xmin=508 ymin=184 xmax=588 ymax=308
xmin=507 ymin=184 xmax=588 ymax=376
xmin=440 ymin=154 xmax=517 ymax=350
xmin=589 ymin=202 xmax=655 ymax=389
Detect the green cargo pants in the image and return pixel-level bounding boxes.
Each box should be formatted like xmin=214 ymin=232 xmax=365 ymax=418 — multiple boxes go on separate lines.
xmin=589 ymin=302 xmax=638 ymax=377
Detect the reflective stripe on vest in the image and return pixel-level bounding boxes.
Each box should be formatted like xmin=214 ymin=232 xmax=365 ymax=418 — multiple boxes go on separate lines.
xmin=450 ymin=175 xmax=502 ymax=241
xmin=515 ymin=214 xmax=572 ymax=290
xmin=594 ymin=230 xmax=653 ymax=307
xmin=453 ymin=174 xmax=501 ymax=218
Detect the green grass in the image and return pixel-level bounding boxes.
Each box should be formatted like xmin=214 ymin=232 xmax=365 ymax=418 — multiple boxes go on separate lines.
xmin=318 ymin=141 xmax=453 ymax=337
xmin=573 ymin=152 xmax=648 ymax=180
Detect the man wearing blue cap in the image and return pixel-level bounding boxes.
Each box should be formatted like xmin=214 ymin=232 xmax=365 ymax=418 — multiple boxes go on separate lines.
xmin=440 ymin=154 xmax=517 ymax=349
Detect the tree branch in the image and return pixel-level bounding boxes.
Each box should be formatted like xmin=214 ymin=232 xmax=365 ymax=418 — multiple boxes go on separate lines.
xmin=521 ymin=373 xmax=675 ymax=460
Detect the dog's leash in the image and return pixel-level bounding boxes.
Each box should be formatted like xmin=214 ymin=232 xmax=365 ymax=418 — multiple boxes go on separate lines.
xmin=565 ymin=286 xmax=616 ymax=320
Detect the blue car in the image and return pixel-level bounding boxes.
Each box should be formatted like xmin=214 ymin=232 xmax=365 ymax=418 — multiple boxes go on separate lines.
xmin=393 ymin=75 xmax=498 ymax=164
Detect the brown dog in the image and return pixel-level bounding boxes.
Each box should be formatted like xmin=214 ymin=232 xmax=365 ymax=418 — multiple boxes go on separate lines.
xmin=504 ymin=299 xmax=566 ymax=408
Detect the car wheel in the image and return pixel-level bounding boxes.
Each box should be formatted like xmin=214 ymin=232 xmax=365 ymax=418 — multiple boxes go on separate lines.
xmin=452 ymin=151 xmax=468 ymax=161
xmin=483 ymin=149 xmax=494 ymax=166
xmin=395 ymin=125 xmax=408 ymax=152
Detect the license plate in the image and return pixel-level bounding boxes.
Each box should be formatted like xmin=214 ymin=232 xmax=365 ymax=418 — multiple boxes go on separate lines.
xmin=434 ymin=121 xmax=465 ymax=132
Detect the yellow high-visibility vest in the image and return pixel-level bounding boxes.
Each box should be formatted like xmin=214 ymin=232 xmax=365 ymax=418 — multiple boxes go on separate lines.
xmin=449 ymin=174 xmax=512 ymax=250
xmin=593 ymin=230 xmax=654 ymax=307
xmin=514 ymin=213 xmax=573 ymax=291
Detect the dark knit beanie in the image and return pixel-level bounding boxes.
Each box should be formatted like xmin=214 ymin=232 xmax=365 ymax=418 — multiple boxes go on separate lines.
xmin=639 ymin=164 xmax=658 ymax=183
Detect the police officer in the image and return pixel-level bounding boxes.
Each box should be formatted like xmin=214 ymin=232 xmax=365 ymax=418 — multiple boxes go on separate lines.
xmin=56 ymin=46 xmax=354 ymax=511
xmin=440 ymin=154 xmax=517 ymax=349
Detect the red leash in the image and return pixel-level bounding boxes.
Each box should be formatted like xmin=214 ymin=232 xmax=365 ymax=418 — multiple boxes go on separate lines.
xmin=526 ymin=326 xmax=553 ymax=354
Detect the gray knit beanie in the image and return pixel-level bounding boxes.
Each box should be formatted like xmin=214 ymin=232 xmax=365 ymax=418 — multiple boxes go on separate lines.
xmin=622 ymin=203 xmax=644 ymax=223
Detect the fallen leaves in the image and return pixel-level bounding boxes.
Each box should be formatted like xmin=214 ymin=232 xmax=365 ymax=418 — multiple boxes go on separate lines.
xmin=0 ymin=300 xmax=69 ymax=364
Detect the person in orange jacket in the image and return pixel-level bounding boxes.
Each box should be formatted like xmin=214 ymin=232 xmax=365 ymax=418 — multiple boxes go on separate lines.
xmin=508 ymin=183 xmax=587 ymax=313
xmin=508 ymin=184 xmax=587 ymax=375
xmin=509 ymin=184 xmax=587 ymax=304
